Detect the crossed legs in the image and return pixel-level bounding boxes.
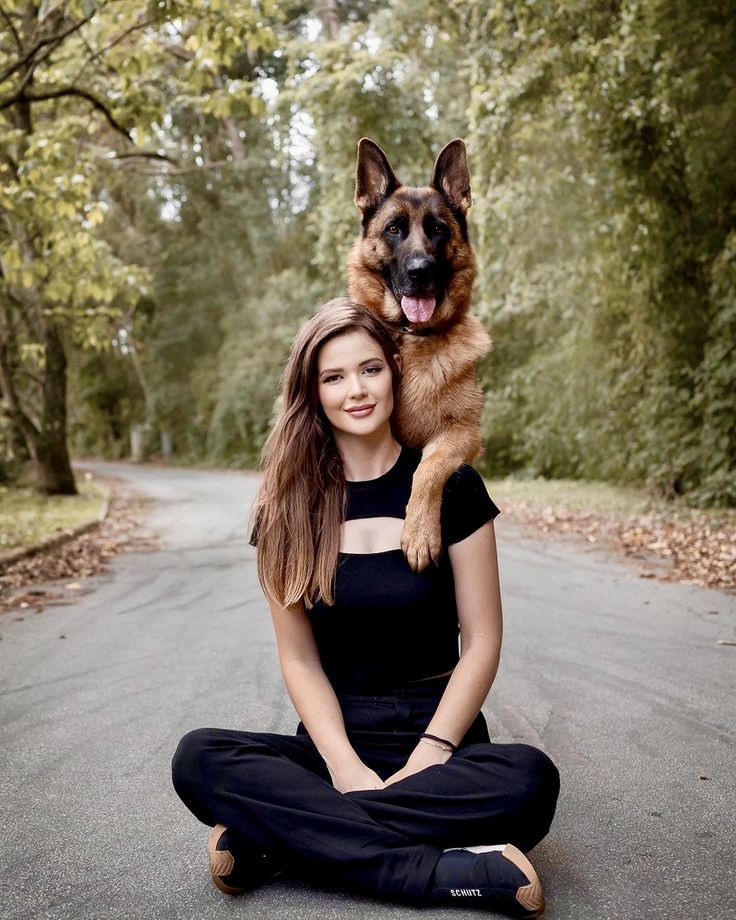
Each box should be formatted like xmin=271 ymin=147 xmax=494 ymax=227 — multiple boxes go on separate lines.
xmin=171 ymin=727 xmax=559 ymax=904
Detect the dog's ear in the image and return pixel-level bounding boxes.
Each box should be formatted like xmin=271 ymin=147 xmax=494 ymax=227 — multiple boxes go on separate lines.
xmin=355 ymin=138 xmax=401 ymax=213
xmin=431 ymin=139 xmax=471 ymax=213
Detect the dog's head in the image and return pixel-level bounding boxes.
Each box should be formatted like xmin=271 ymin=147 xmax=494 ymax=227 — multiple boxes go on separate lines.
xmin=347 ymin=138 xmax=477 ymax=329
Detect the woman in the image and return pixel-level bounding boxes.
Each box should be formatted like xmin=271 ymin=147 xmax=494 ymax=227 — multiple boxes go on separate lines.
xmin=171 ymin=298 xmax=559 ymax=918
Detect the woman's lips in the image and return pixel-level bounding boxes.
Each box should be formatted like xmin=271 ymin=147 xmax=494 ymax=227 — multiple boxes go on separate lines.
xmin=346 ymin=405 xmax=375 ymax=416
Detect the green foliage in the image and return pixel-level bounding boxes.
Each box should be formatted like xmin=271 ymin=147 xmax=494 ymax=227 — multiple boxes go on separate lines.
xmin=206 ymin=269 xmax=322 ymax=465
xmin=692 ymin=233 xmax=736 ymax=506
xmin=1 ymin=0 xmax=733 ymax=507
xmin=466 ymin=0 xmax=736 ymax=505
xmin=68 ymin=347 xmax=144 ymax=458
xmin=0 ymin=0 xmax=283 ymax=483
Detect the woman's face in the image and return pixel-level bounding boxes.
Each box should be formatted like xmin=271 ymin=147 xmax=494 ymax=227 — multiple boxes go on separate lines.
xmin=316 ymin=331 xmax=400 ymax=440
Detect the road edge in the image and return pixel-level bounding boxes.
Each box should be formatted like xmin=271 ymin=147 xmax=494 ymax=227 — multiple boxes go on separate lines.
xmin=0 ymin=480 xmax=111 ymax=569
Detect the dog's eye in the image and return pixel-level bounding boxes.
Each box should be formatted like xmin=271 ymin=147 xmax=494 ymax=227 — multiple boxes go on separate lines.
xmin=427 ymin=220 xmax=447 ymax=239
xmin=386 ymin=224 xmax=400 ymax=235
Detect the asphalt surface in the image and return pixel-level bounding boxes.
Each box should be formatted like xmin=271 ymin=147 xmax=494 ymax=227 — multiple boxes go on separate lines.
xmin=1 ymin=462 xmax=734 ymax=920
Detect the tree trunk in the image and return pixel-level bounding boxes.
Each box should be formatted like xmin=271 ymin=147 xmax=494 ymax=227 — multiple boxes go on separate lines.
xmin=0 ymin=311 xmax=77 ymax=493
xmin=0 ymin=318 xmax=78 ymax=494
xmin=35 ymin=321 xmax=77 ymax=494
xmin=316 ymin=0 xmax=339 ymax=40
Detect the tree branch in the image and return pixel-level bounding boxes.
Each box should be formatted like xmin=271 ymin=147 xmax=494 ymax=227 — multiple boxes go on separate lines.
xmin=71 ymin=15 xmax=157 ymax=84
xmin=19 ymin=365 xmax=43 ymax=388
xmin=0 ymin=149 xmax=18 ymax=179
xmin=165 ymin=44 xmax=194 ymax=63
xmin=110 ymin=149 xmax=177 ymax=162
xmin=1 ymin=84 xmax=131 ymax=142
xmin=0 ymin=86 xmax=176 ymax=163
xmin=0 ymin=13 xmax=93 ymax=87
xmin=116 ymin=157 xmax=231 ymax=175
xmin=0 ymin=5 xmax=22 ymax=52
xmin=213 ymin=71 xmax=245 ymax=162
xmin=0 ymin=278 xmax=23 ymax=342
xmin=7 ymin=26 xmax=75 ymax=101
xmin=36 ymin=2 xmax=68 ymax=33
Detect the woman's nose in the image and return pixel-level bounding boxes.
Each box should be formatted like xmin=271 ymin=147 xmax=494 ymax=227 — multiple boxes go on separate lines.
xmin=348 ymin=374 xmax=368 ymax=395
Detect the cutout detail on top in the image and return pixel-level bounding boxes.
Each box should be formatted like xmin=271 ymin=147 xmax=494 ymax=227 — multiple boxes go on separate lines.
xmin=340 ymin=516 xmax=404 ymax=554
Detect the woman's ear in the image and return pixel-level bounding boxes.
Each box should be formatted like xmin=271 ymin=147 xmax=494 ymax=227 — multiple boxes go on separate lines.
xmin=393 ymin=353 xmax=402 ymax=372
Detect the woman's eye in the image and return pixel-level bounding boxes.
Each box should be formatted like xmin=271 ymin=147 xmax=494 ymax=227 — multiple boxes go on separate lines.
xmin=323 ymin=366 xmax=381 ymax=384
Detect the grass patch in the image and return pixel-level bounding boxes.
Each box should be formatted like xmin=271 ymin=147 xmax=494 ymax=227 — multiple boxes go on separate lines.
xmin=485 ymin=475 xmax=736 ymax=524
xmin=486 ymin=476 xmax=659 ymax=515
xmin=0 ymin=474 xmax=106 ymax=554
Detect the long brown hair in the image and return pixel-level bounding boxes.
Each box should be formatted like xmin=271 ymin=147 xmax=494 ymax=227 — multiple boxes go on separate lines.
xmin=248 ymin=297 xmax=402 ymax=610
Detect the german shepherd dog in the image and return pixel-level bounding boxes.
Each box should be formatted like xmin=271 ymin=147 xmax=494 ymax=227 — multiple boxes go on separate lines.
xmin=347 ymin=138 xmax=492 ymax=574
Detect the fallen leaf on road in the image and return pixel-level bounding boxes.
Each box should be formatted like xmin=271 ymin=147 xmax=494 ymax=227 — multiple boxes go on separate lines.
xmin=502 ymin=499 xmax=736 ymax=592
xmin=0 ymin=479 xmax=158 ymax=616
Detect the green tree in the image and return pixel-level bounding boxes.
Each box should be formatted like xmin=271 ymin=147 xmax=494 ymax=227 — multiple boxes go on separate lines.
xmin=464 ymin=0 xmax=736 ymax=504
xmin=0 ymin=0 xmax=278 ymax=491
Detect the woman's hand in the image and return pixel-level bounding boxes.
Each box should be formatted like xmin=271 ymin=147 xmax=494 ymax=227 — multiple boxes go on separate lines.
xmin=383 ymin=740 xmax=452 ymax=787
xmin=329 ymin=760 xmax=385 ymax=794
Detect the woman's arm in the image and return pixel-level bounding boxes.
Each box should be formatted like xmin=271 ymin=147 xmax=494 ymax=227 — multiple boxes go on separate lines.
xmin=383 ymin=519 xmax=502 ymax=784
xmin=268 ymin=596 xmax=385 ymax=792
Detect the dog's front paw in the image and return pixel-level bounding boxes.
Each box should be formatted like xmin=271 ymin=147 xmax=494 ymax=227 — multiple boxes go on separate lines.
xmin=401 ymin=509 xmax=443 ymax=574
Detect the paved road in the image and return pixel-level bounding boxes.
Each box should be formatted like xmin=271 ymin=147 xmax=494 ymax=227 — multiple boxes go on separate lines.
xmin=1 ymin=462 xmax=734 ymax=920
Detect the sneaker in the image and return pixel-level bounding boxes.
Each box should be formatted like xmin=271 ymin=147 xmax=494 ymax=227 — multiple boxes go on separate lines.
xmin=429 ymin=843 xmax=545 ymax=917
xmin=208 ymin=824 xmax=282 ymax=896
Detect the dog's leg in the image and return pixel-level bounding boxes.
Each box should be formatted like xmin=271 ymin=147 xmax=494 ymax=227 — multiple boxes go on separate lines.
xmin=401 ymin=426 xmax=483 ymax=573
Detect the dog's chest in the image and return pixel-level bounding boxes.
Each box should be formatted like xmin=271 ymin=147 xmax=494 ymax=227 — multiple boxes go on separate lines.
xmin=392 ymin=355 xmax=455 ymax=447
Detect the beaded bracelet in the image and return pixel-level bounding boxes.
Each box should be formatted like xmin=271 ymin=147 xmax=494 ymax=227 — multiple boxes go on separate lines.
xmin=420 ymin=732 xmax=457 ymax=753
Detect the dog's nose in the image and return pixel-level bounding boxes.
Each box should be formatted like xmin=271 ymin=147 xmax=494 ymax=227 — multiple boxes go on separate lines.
xmin=406 ymin=255 xmax=435 ymax=286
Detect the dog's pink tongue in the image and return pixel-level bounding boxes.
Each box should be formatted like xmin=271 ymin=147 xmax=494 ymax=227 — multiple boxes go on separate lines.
xmin=401 ymin=295 xmax=436 ymax=323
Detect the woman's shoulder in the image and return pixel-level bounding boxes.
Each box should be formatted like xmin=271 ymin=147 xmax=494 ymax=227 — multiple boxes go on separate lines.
xmin=440 ymin=463 xmax=501 ymax=547
xmin=402 ymin=448 xmax=485 ymax=490
xmin=443 ymin=462 xmax=485 ymax=492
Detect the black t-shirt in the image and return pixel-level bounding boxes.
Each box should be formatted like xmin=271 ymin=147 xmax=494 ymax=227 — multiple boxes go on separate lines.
xmin=251 ymin=444 xmax=500 ymax=693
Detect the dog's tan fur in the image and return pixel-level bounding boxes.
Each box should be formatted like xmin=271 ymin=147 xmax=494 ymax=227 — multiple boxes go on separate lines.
xmin=347 ymin=138 xmax=491 ymax=573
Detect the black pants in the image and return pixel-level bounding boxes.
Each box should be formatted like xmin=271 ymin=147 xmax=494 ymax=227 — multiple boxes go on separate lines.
xmin=171 ymin=674 xmax=560 ymax=905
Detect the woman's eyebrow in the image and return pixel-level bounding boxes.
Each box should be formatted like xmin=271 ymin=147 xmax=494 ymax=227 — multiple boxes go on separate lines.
xmin=319 ymin=357 xmax=384 ymax=376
